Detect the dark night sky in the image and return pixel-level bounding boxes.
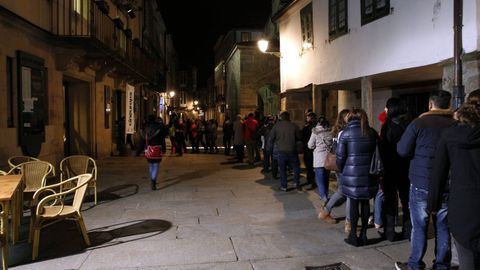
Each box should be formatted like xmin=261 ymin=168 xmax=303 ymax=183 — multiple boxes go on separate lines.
xmin=159 ymin=1 xmax=272 ymax=87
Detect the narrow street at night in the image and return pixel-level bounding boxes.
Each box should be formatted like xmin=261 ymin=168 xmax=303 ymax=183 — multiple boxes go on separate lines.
xmin=8 ymin=152 xmax=437 ymax=270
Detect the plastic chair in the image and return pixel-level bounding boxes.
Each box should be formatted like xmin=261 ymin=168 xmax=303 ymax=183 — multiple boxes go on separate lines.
xmin=60 ymin=155 xmax=98 ymax=205
xmin=30 ymin=173 xmax=92 ymax=260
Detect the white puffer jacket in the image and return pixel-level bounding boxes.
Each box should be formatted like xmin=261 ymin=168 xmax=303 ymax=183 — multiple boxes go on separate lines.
xmin=307 ymin=124 xmax=333 ymax=168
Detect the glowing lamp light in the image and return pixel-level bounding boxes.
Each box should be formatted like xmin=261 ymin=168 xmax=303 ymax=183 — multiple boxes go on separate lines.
xmin=169 ymin=91 xmax=175 ymax=98
xmin=302 ymin=42 xmax=313 ymax=50
xmin=258 ymin=39 xmax=269 ymax=53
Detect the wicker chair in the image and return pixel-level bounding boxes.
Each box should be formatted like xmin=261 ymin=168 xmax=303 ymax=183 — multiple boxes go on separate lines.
xmin=7 ymin=156 xmax=55 ymax=179
xmin=1 ymin=204 xmax=7 ymax=270
xmin=30 ymin=173 xmax=92 ymax=260
xmin=7 ymin=156 xmax=39 ymax=172
xmin=60 ymin=155 xmax=97 ymax=205
xmin=11 ymin=161 xmax=54 ymax=195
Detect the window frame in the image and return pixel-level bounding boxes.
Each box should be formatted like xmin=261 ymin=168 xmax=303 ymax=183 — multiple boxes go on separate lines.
xmin=240 ymin=32 xmax=251 ymax=42
xmin=328 ymin=0 xmax=348 ymax=40
xmin=300 ymin=3 xmax=314 ymax=48
xmin=361 ymin=0 xmax=390 ymax=25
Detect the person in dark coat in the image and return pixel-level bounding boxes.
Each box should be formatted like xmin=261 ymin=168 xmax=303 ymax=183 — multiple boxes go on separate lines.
xmin=302 ymin=111 xmax=317 ymax=189
xmin=137 ymin=115 xmax=165 ymax=190
xmin=223 ymin=116 xmax=234 ymax=155
xmin=269 ymin=111 xmax=302 ymax=191
xmin=336 ymin=108 xmax=378 ymax=247
xmin=428 ymin=90 xmax=480 ymax=270
xmin=395 ymin=90 xmax=455 ymax=270
xmin=379 ymin=97 xmax=411 ymax=242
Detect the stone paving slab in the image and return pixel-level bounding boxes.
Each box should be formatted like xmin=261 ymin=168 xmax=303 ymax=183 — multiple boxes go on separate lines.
xmin=250 ymin=249 xmax=395 ymax=270
xmin=79 ymin=237 xmax=237 ymax=269
xmin=141 ymin=261 xmax=253 ymax=270
xmin=231 ymin=228 xmax=352 ymax=261
xmin=9 ymin=250 xmax=91 ymax=270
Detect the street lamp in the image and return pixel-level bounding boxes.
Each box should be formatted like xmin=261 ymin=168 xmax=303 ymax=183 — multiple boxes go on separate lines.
xmin=193 ymin=100 xmax=199 ymax=106
xmin=169 ymin=91 xmax=175 ymax=98
xmin=257 ymin=38 xmax=281 ymax=58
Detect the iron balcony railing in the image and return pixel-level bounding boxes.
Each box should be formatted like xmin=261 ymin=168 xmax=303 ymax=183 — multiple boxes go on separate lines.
xmin=51 ymin=0 xmax=156 ymax=81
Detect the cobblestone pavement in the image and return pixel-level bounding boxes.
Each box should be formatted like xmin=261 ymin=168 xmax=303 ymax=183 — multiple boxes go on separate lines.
xmin=7 ymin=151 xmax=443 ymax=270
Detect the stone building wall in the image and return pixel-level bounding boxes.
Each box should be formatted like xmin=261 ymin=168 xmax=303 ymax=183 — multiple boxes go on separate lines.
xmin=442 ymin=55 xmax=480 ymax=98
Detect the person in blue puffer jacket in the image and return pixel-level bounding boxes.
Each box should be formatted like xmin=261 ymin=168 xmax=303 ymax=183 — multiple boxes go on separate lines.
xmin=395 ymin=90 xmax=455 ymax=270
xmin=336 ymin=108 xmax=378 ymax=247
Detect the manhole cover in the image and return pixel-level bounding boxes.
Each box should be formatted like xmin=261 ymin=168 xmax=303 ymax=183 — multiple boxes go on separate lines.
xmin=305 ymin=262 xmax=351 ymax=270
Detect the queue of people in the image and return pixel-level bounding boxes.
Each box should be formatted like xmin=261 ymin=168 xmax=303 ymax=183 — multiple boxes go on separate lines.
xmin=135 ymin=88 xmax=479 ymax=270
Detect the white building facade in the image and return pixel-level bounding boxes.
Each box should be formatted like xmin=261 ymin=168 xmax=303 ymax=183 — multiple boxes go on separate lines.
xmin=275 ymin=0 xmax=480 ymax=129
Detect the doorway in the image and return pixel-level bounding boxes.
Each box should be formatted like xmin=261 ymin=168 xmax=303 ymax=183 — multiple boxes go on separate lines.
xmin=63 ymin=77 xmax=92 ymax=156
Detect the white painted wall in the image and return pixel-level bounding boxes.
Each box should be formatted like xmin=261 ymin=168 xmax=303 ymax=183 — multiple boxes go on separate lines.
xmin=278 ymin=0 xmax=480 ymax=92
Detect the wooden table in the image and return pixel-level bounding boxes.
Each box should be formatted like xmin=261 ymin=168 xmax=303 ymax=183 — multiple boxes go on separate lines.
xmin=0 ymin=174 xmax=22 ymax=270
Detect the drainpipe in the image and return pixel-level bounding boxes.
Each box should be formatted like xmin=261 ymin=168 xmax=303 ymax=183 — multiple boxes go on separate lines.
xmin=453 ymin=0 xmax=464 ymax=109
xmin=311 ymin=83 xmax=315 ymax=113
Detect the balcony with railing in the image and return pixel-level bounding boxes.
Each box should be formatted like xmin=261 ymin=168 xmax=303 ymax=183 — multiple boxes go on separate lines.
xmin=50 ymin=0 xmax=159 ymax=83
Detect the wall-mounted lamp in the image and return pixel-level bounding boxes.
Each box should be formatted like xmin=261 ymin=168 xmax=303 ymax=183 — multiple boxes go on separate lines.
xmin=169 ymin=90 xmax=175 ymax=98
xmin=300 ymin=41 xmax=314 ymax=56
xmin=257 ymin=38 xmax=281 ymax=58
xmin=193 ymin=100 xmax=199 ymax=106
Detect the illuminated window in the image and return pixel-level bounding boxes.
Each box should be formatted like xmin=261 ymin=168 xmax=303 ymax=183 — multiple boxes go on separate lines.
xmin=300 ymin=3 xmax=314 ymax=48
xmin=329 ymin=0 xmax=348 ymax=40
xmin=241 ymin=32 xmax=251 ymax=42
xmin=361 ymin=0 xmax=390 ymax=25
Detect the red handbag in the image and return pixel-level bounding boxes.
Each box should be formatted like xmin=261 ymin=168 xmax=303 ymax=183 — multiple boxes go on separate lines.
xmin=144 ymin=127 xmax=162 ymax=160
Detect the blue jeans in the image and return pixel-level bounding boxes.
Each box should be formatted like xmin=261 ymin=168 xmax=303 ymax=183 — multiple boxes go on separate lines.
xmin=149 ymin=162 xmax=160 ymax=182
xmin=374 ymin=189 xmax=384 ymax=226
xmin=325 ymin=173 xmax=351 ymax=221
xmin=408 ymin=185 xmax=451 ymax=270
xmin=278 ymin=151 xmax=300 ymax=188
xmin=263 ymin=149 xmax=272 ymax=171
xmin=314 ymin=167 xmax=330 ymax=201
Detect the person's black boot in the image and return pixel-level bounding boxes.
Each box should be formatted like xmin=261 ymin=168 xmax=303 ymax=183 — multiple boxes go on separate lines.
xmin=151 ymin=181 xmax=157 ymax=190
xmin=344 ymin=232 xmax=360 ymax=247
xmin=359 ymin=228 xmax=368 ymax=246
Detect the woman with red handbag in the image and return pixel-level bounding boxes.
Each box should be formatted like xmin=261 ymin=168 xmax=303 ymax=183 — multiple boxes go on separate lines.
xmin=138 ymin=115 xmax=164 ymax=190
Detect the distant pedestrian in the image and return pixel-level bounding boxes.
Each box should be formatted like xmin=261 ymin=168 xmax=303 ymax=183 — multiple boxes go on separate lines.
xmin=395 ymin=90 xmax=455 ymax=270
xmin=232 ymin=114 xmax=245 ymax=162
xmin=259 ymin=115 xmax=275 ymax=173
xmin=223 ymin=116 xmax=234 ymax=155
xmin=207 ymin=119 xmax=219 ymax=153
xmin=243 ymin=113 xmax=259 ymax=165
xmin=137 ymin=115 xmax=165 ymax=190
